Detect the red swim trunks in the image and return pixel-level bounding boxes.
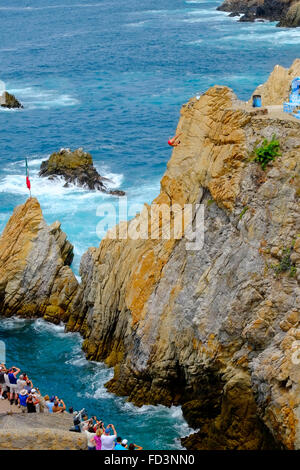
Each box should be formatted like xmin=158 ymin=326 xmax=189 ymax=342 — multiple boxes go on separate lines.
xmin=168 ymin=140 xmax=174 ymax=147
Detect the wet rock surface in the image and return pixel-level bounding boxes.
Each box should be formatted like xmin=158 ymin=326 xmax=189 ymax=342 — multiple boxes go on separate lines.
xmin=218 ymin=0 xmax=300 ymax=27
xmin=39 ymin=148 xmax=125 ymax=196
xmin=0 ymin=91 xmax=23 ymax=109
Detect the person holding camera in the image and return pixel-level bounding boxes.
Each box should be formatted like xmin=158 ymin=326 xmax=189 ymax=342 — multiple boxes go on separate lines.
xmin=100 ymin=424 xmax=117 ymax=450
xmin=52 ymin=397 xmax=66 ymax=413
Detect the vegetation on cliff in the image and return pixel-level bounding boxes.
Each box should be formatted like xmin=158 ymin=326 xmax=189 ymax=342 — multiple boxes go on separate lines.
xmin=253 ymin=134 xmax=281 ymax=170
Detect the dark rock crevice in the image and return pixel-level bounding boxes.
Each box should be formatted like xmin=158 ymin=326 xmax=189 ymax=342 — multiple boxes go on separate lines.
xmin=217 ymin=0 xmax=300 ymax=27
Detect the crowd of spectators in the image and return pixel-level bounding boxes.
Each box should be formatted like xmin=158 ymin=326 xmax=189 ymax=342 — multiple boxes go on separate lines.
xmin=0 ymin=363 xmax=143 ymax=451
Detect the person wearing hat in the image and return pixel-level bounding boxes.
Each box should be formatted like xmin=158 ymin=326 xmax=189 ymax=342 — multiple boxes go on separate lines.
xmin=100 ymin=424 xmax=117 ymax=450
xmin=30 ymin=389 xmax=40 ymax=413
xmin=114 ymin=437 xmax=127 ymax=450
xmin=18 ymin=389 xmax=28 ymax=413
xmin=121 ymin=439 xmax=128 ymax=448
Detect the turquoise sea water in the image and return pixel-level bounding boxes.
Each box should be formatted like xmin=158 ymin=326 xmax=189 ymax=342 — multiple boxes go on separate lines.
xmin=0 ymin=0 xmax=299 ymax=450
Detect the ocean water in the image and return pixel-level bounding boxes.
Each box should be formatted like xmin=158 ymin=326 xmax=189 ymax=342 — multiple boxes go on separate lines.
xmin=0 ymin=0 xmax=299 ymax=450
xmin=0 ymin=318 xmax=190 ymax=449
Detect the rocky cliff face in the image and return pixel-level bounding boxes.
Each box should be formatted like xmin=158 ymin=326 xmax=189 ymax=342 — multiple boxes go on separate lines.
xmin=251 ymin=59 xmax=300 ymax=106
xmin=0 ymin=198 xmax=78 ymax=323
xmin=1 ymin=64 xmax=300 ymax=450
xmin=69 ymin=74 xmax=300 ymax=449
xmin=218 ymin=0 xmax=300 ymax=27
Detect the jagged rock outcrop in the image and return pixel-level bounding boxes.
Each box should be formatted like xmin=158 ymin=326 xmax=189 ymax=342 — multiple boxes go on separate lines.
xmin=217 ymin=0 xmax=300 ymax=27
xmin=0 ymin=91 xmax=23 ymax=109
xmin=39 ymin=148 xmax=125 ymax=196
xmin=250 ymin=59 xmax=300 ymax=106
xmin=0 ymin=198 xmax=78 ymax=323
xmin=284 ymin=2 xmax=300 ymax=26
xmin=69 ymin=71 xmax=300 ymax=449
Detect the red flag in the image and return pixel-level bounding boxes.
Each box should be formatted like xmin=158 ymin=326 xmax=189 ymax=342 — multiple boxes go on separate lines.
xmin=25 ymin=158 xmax=31 ymax=194
xmin=26 ymin=175 xmax=31 ymax=190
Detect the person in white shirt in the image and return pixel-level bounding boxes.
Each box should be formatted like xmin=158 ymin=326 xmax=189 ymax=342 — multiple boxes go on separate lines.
xmin=101 ymin=424 xmax=117 ymax=450
xmin=17 ymin=375 xmax=27 ymax=394
xmin=84 ymin=425 xmax=96 ymax=451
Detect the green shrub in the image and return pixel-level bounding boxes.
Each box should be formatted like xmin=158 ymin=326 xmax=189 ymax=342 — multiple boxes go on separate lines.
xmin=271 ymin=246 xmax=297 ymax=277
xmin=253 ymin=135 xmax=281 ymax=171
xmin=239 ymin=206 xmax=249 ymax=219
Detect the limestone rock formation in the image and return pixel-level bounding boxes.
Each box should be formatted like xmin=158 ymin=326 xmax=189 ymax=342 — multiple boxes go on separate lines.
xmin=1 ymin=63 xmax=299 ymax=450
xmin=217 ymin=0 xmax=300 ymax=27
xmin=251 ymin=59 xmax=300 ymax=106
xmin=0 ymin=91 xmax=23 ymax=109
xmin=69 ymin=74 xmax=300 ymax=449
xmin=39 ymin=148 xmax=125 ymax=196
xmin=0 ymin=198 xmax=78 ymax=323
xmin=283 ymin=2 xmax=300 ymax=27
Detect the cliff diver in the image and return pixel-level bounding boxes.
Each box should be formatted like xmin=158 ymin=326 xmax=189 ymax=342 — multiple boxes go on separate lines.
xmin=168 ymin=132 xmax=182 ymax=147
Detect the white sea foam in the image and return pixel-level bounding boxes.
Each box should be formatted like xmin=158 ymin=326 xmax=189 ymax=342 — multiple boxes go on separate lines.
xmin=27 ymin=157 xmax=46 ymax=166
xmin=0 ymin=317 xmax=29 ymax=330
xmin=120 ymin=401 xmax=192 ymax=448
xmin=187 ymin=9 xmax=226 ymax=16
xmin=0 ymin=158 xmax=124 ymax=200
xmin=82 ymin=366 xmax=114 ymax=400
xmin=66 ymin=346 xmax=88 ymax=367
xmin=33 ymin=318 xmax=66 ymax=335
xmin=182 ymin=9 xmax=237 ymax=23
xmin=0 ymin=107 xmax=19 ymax=113
xmin=96 ymin=165 xmax=124 ymax=189
xmin=7 ymin=86 xmax=79 ymax=110
xmin=220 ymin=29 xmax=300 ymax=45
xmin=187 ymin=39 xmax=203 ymax=45
xmin=126 ymin=21 xmax=149 ymax=28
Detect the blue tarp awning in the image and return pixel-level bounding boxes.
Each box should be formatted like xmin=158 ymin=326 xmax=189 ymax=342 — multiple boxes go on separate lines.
xmin=291 ymin=77 xmax=300 ymax=92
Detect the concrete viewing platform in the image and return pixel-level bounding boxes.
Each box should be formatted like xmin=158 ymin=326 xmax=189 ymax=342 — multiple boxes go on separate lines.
xmin=233 ymin=101 xmax=300 ymax=123
xmin=0 ymin=399 xmax=86 ymax=450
